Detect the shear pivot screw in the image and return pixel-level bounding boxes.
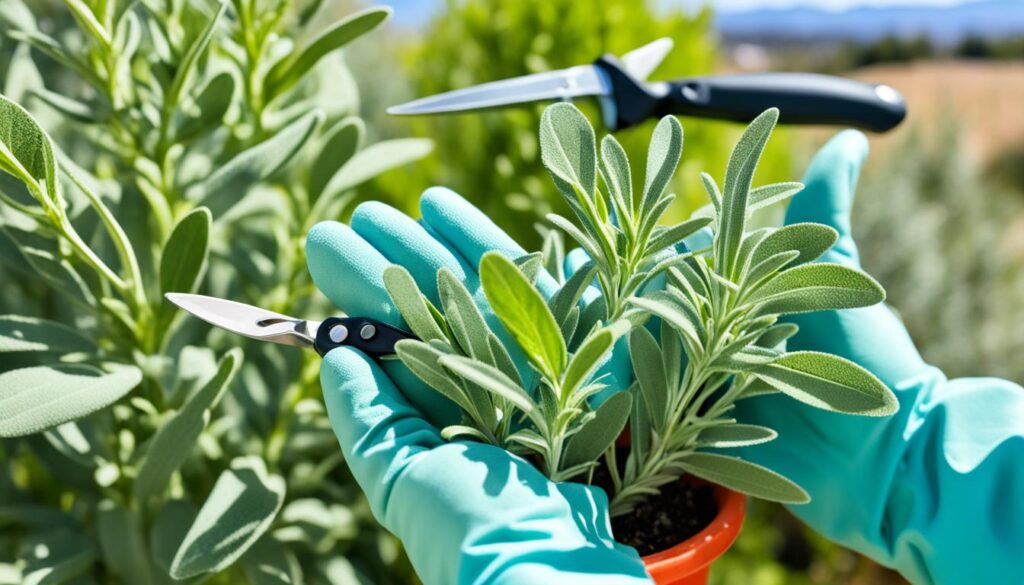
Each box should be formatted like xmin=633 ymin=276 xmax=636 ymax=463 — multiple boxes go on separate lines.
xmin=329 ymin=324 xmax=349 ymax=343
xmin=359 ymin=324 xmax=376 ymax=340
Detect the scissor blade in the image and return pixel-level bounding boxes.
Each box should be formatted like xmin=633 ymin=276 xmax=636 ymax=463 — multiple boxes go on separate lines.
xmin=622 ymin=37 xmax=673 ymax=82
xmin=386 ymin=64 xmax=609 ymax=116
xmin=165 ymin=293 xmax=319 ymax=349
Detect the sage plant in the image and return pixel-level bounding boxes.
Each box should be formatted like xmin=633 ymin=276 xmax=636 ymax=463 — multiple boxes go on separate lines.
xmin=388 ymin=103 xmax=898 ymax=519
xmin=0 ymin=1 xmax=427 ymax=582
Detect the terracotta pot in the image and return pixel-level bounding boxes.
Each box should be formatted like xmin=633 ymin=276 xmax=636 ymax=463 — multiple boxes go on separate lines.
xmin=640 ymin=481 xmax=746 ymax=585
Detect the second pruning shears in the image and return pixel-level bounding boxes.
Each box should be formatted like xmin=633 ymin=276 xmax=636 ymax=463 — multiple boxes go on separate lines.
xmin=388 ymin=38 xmax=907 ymax=133
xmin=165 ymin=293 xmax=415 ymax=358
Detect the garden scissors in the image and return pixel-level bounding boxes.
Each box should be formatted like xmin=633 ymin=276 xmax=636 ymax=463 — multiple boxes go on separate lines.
xmin=165 ymin=293 xmax=414 ymax=358
xmin=388 ymin=37 xmax=907 ymax=133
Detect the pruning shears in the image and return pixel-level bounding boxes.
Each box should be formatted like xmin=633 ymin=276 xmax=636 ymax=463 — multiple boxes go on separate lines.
xmin=388 ymin=38 xmax=907 ymax=133
xmin=165 ymin=293 xmax=414 ymax=359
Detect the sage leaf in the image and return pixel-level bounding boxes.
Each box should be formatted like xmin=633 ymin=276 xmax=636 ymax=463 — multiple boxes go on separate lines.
xmin=756 ymin=323 xmax=799 ymax=349
xmin=177 ymin=72 xmax=234 ymax=142
xmin=441 ymin=425 xmax=488 ymax=442
xmin=747 ymin=181 xmax=804 ymax=214
xmin=680 ymin=453 xmax=809 ymax=503
xmin=751 ymin=223 xmax=838 ymax=268
xmin=480 ymin=252 xmax=566 ymax=381
xmin=747 ymin=263 xmax=885 ymax=315
xmin=384 ymin=265 xmax=446 ymax=342
xmin=170 ymin=457 xmax=286 ymax=579
xmin=31 ymin=88 xmax=102 ymax=123
xmin=317 ymin=138 xmax=432 ymax=213
xmin=190 ymin=111 xmax=322 ymax=214
xmin=134 ymin=349 xmax=242 ymax=501
xmin=562 ymin=390 xmax=631 ymax=471
xmin=394 ymin=340 xmax=471 ymax=413
xmin=0 ymin=315 xmax=92 ymax=354
xmin=754 ymin=351 xmax=898 ymax=415
xmin=744 ymin=250 xmax=800 ymax=288
xmin=160 ymin=206 xmax=210 ymax=299
xmin=150 ymin=500 xmax=198 ymax=577
xmin=265 ymin=7 xmax=391 ymax=98
xmin=701 ymin=172 xmax=722 ymax=211
xmin=167 ymin=2 xmax=225 ymax=107
xmin=96 ymin=500 xmax=152 ymax=585
xmin=629 ymin=326 xmax=667 ymax=430
xmin=697 ymin=424 xmax=777 ymax=448
xmin=599 ymin=134 xmax=632 ymax=224
xmin=438 ymin=268 xmax=491 ymax=359
xmin=514 ymin=252 xmax=544 ymax=284
xmin=0 ymin=364 xmax=141 ymax=437
xmin=562 ymin=323 xmax=620 ymax=397
xmin=309 ymin=117 xmax=362 ymax=200
xmin=438 ymin=355 xmax=536 ymax=421
xmin=715 ymin=108 xmax=778 ymax=278
xmin=647 ymin=217 xmax=712 ymax=255
xmin=539 ymin=102 xmax=597 ymax=197
xmin=629 ymin=292 xmax=704 ymax=347
xmin=548 ymin=259 xmax=596 ymax=326
xmin=641 ymin=115 xmax=683 ymax=216
xmin=21 ymin=529 xmax=96 ymax=585
xmin=241 ymin=535 xmax=301 ymax=585
xmin=0 ymin=94 xmax=59 ymax=208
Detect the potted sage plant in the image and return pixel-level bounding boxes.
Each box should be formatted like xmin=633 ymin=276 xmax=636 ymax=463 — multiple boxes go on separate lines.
xmin=384 ymin=103 xmax=898 ymax=584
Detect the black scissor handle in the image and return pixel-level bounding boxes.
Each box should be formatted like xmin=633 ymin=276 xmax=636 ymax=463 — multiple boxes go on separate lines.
xmin=314 ymin=316 xmax=416 ymax=358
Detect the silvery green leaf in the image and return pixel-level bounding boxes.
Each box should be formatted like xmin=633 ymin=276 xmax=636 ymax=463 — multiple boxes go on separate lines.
xmin=735 ymin=227 xmax=771 ymax=276
xmin=754 ymin=351 xmax=898 ymax=415
xmin=630 ymin=291 xmax=704 ymax=347
xmin=744 ymin=250 xmax=800 ymax=289
xmin=486 ymin=333 xmax=521 ymax=387
xmin=700 ymin=172 xmax=722 ymax=212
xmin=177 ymin=72 xmax=234 ymax=142
xmin=548 ymin=259 xmax=596 ymax=326
xmin=506 ymin=428 xmax=550 ymax=458
xmin=134 ymin=349 xmax=242 ymax=501
xmin=159 ymin=207 xmax=210 ymax=320
xmin=680 ymin=453 xmax=809 ymax=503
xmin=641 ymin=116 xmax=683 ymax=216
xmin=150 ymin=500 xmax=198 ymax=580
xmin=0 ymin=94 xmax=60 ymax=209
xmin=316 ymin=138 xmax=432 ymax=215
xmin=441 ymin=425 xmax=488 ymax=442
xmin=697 ymin=424 xmax=777 ymax=448
xmin=97 ymin=500 xmax=152 ymax=585
xmin=191 ymin=111 xmax=323 ymax=214
xmin=513 ymin=252 xmax=544 ymax=284
xmin=64 ymin=0 xmax=111 ymax=50
xmin=394 ymin=339 xmax=471 ymax=413
xmin=21 ymin=529 xmax=96 ymax=585
xmin=8 ymin=29 xmax=100 ymax=86
xmin=629 ymin=384 xmax=651 ymax=468
xmin=0 ymin=315 xmax=92 ymax=354
xmin=171 ymin=457 xmax=286 ymax=579
xmin=711 ymin=345 xmax=781 ymax=373
xmin=751 ymin=223 xmax=839 ymax=268
xmin=646 ymin=217 xmax=712 ymax=256
xmin=559 ymin=306 xmax=579 ymax=346
xmin=756 ymin=323 xmax=799 ymax=349
xmin=539 ymin=225 xmax=566 ymax=282
xmin=746 ymin=263 xmax=884 ymax=315
xmin=661 ymin=319 xmax=684 ymax=391
xmin=30 ymin=88 xmax=103 ymax=123
xmin=715 ymin=108 xmax=779 ymax=278
xmin=545 ymin=213 xmax=601 ymax=264
xmin=667 ymin=261 xmax=709 ymax=301
xmin=635 ymin=193 xmax=676 ymax=248
xmin=562 ymin=323 xmax=622 ymax=398
xmin=166 ymin=2 xmax=225 ymax=107
xmin=437 ymin=268 xmax=490 ymax=359
xmin=384 ymin=265 xmax=446 ymax=342
xmin=747 ymin=182 xmax=804 ymax=214
xmin=599 ymin=134 xmax=633 ymax=227
xmin=438 ymin=355 xmax=537 ymax=424
xmin=629 ymin=326 xmax=667 ymax=431
xmin=265 ymin=7 xmax=391 ymax=98
xmin=0 ymin=364 xmax=141 ymax=437
xmin=241 ymin=535 xmax=301 ymax=585
xmin=539 ymin=103 xmax=597 ymax=198
xmin=8 ymin=237 xmax=95 ymax=305
xmin=562 ymin=390 xmax=631 ymax=471
xmin=309 ymin=117 xmax=363 ymax=201
xmin=480 ymin=252 xmax=565 ymax=381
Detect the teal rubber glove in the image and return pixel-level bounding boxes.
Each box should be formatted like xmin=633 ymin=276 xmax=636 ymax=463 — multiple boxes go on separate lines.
xmin=306 ymin=189 xmax=651 ymax=585
xmin=734 ymin=131 xmax=1024 ymax=585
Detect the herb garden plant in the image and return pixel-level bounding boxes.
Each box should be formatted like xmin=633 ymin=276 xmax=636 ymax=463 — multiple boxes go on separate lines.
xmin=387 ymin=103 xmax=898 ymax=550
xmin=0 ymin=0 xmax=427 ymax=582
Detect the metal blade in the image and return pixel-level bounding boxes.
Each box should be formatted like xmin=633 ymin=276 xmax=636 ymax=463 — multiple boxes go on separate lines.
xmin=386 ymin=64 xmax=609 ymax=116
xmin=622 ymin=37 xmax=673 ymax=81
xmin=165 ymin=293 xmax=320 ymax=349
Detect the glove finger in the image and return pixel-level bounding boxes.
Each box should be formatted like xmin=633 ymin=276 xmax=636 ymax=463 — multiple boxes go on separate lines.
xmin=306 ymin=221 xmax=401 ymax=327
xmin=306 ymin=221 xmax=461 ymax=425
xmin=351 ymin=200 xmax=477 ymax=306
xmin=320 ymin=346 xmax=442 ymax=521
xmin=785 ymin=130 xmax=869 ymax=267
xmin=420 ymin=186 xmax=558 ymax=298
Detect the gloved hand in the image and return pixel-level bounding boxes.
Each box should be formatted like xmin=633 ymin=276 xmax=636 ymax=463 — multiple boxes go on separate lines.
xmin=733 ymin=131 xmax=1024 ymax=585
xmin=306 ymin=190 xmax=651 ymax=585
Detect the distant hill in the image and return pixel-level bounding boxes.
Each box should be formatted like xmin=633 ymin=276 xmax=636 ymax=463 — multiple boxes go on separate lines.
xmin=716 ymin=0 xmax=1024 ymax=45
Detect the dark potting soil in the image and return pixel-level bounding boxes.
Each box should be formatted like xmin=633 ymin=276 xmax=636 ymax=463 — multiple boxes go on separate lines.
xmin=592 ymin=464 xmax=719 ymax=557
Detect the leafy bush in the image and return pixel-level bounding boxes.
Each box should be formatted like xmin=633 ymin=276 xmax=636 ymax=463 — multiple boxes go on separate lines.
xmin=0 ymin=0 xmax=428 ymax=582
xmin=385 ymin=103 xmax=896 ymax=526
xmin=368 ymin=0 xmax=793 ymax=247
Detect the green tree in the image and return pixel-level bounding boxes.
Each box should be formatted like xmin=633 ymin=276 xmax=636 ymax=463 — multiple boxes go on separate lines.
xmin=371 ymin=0 xmax=792 ymax=247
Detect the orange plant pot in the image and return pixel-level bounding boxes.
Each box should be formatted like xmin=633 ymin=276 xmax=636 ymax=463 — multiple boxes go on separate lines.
xmin=640 ymin=482 xmax=746 ymax=585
